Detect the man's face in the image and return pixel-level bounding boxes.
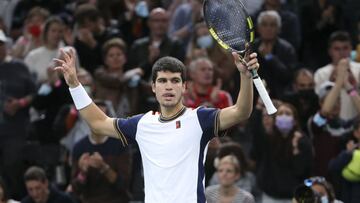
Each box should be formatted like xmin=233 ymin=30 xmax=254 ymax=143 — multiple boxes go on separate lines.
xmin=294 ymin=73 xmax=314 ymax=91
xmin=328 ymin=41 xmax=352 ymax=65
xmin=191 ymin=60 xmax=214 ymax=86
xmin=148 ymin=10 xmax=169 ymax=38
xmin=257 ymin=16 xmax=279 ymax=41
xmin=25 ymin=180 xmax=49 ymax=203
xmin=46 ymin=22 xmax=63 ymax=47
xmin=152 ymin=71 xmax=185 ymax=108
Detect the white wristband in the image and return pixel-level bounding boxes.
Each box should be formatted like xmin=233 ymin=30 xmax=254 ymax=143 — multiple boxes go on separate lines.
xmin=69 ymin=84 xmax=92 ymax=110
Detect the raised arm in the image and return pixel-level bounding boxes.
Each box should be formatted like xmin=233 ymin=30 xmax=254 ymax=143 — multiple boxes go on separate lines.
xmin=218 ymin=52 xmax=258 ymax=130
xmin=54 ymin=48 xmax=118 ymax=138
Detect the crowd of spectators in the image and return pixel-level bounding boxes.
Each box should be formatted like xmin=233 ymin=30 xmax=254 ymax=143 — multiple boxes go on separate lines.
xmin=1 ymin=0 xmax=360 ymax=203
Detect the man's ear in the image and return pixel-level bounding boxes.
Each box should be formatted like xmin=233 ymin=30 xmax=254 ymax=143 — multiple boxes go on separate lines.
xmin=152 ymin=82 xmax=156 ymax=93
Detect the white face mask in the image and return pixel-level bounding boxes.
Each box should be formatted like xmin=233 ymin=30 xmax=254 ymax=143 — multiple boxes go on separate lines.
xmin=321 ymin=196 xmax=329 ymax=203
xmin=135 ymin=1 xmax=149 ymax=18
xmin=196 ymin=35 xmax=213 ymax=49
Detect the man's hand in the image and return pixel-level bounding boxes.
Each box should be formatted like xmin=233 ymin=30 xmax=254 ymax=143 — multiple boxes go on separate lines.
xmin=53 ymin=48 xmax=80 ymax=88
xmin=232 ymin=52 xmax=259 ymax=78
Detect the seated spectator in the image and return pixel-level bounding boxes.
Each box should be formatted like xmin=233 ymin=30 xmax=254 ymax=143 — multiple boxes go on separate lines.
xmin=309 ymin=58 xmax=360 ymax=181
xmin=0 ymin=176 xmax=19 ymax=203
xmin=302 ymin=176 xmax=343 ymax=203
xmin=253 ymin=10 xmax=297 ymax=99
xmin=329 ymin=117 xmax=360 ymax=203
xmin=74 ymin=3 xmax=123 ymax=75
xmin=24 ymin=16 xmax=65 ymax=85
xmin=314 ymin=31 xmax=360 ymax=120
xmin=21 ymin=166 xmax=74 ymax=203
xmin=183 ymin=57 xmax=233 ymax=109
xmin=205 ymin=155 xmax=255 ymax=203
xmin=11 ymin=7 xmax=49 ymax=59
xmin=185 ymin=22 xmax=238 ymax=99
xmin=208 ymin=142 xmax=257 ymax=195
xmin=249 ymin=102 xmax=313 ymax=203
xmin=0 ymin=29 xmax=36 ymax=200
xmin=70 ymin=100 xmax=131 ymax=203
xmin=94 ymin=37 xmax=142 ymax=116
xmin=281 ymin=68 xmax=319 ymax=132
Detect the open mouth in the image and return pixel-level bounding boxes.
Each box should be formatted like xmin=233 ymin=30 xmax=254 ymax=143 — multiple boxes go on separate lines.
xmin=163 ymin=93 xmax=175 ymax=100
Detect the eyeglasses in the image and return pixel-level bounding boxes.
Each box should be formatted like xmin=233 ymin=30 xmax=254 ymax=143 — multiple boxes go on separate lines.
xmin=304 ymin=176 xmax=326 ymax=187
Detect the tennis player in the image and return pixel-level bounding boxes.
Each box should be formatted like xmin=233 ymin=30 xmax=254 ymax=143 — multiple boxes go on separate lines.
xmin=54 ymin=48 xmax=259 ymax=203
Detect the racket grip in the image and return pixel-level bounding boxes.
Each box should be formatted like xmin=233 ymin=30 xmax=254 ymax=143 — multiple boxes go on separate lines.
xmin=252 ymin=77 xmax=277 ymax=115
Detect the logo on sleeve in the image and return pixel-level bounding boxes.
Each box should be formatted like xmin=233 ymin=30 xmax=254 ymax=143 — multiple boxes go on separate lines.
xmin=176 ymin=120 xmax=181 ymax=129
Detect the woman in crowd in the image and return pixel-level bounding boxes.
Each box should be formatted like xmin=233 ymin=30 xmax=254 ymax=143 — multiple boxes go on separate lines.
xmin=205 ymin=155 xmax=255 ymax=203
xmin=93 ymin=37 xmax=143 ymax=116
xmin=249 ymin=102 xmax=313 ymax=203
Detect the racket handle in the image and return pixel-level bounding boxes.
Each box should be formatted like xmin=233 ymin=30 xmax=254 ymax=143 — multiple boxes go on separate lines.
xmin=252 ymin=77 xmax=277 ymax=115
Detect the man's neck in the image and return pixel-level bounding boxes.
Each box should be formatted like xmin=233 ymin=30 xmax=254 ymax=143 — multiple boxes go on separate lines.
xmin=160 ymin=104 xmax=185 ymax=118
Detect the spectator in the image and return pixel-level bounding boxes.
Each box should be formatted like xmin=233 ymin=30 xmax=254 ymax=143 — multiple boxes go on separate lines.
xmin=127 ymin=7 xmax=184 ymax=112
xmin=0 ymin=176 xmax=19 ymax=203
xmin=0 ymin=29 xmax=36 ymax=200
xmin=253 ymin=10 xmax=297 ymax=99
xmin=11 ymin=7 xmax=49 ymax=59
xmin=208 ymin=142 xmax=257 ymax=195
xmin=249 ymin=102 xmax=313 ymax=203
xmin=303 ymin=176 xmax=343 ymax=203
xmin=300 ymin=0 xmax=344 ymax=68
xmin=168 ymin=0 xmax=203 ymax=50
xmin=205 ymin=155 xmax=255 ymax=203
xmin=183 ymin=57 xmax=233 ymax=109
xmin=74 ymin=3 xmax=122 ymax=74
xmin=308 ymin=60 xmax=360 ymax=191
xmin=254 ymin=0 xmax=301 ymax=50
xmin=185 ymin=22 xmax=238 ymax=100
xmin=21 ymin=166 xmax=74 ymax=203
xmin=94 ymin=37 xmax=143 ymax=116
xmin=24 ymin=16 xmax=65 ymax=85
xmin=281 ymin=68 xmax=319 ymax=132
xmin=329 ymin=117 xmax=360 ymax=203
xmin=314 ymin=31 xmax=360 ymax=120
xmin=71 ymin=100 xmax=131 ymax=203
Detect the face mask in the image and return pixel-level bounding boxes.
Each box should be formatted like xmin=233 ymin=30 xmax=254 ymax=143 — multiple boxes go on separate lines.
xmin=275 ymin=114 xmax=294 ymax=134
xmin=135 ymin=1 xmax=149 ymax=18
xmin=321 ymin=196 xmax=329 ymax=203
xmin=298 ymin=89 xmax=316 ymax=98
xmin=196 ymin=35 xmax=213 ymax=49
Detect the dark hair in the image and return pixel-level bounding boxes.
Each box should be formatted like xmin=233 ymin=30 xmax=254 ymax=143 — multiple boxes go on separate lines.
xmin=328 ymin=31 xmax=352 ymax=48
xmin=24 ymin=166 xmax=47 ymax=183
xmin=102 ymin=38 xmax=127 ymax=60
xmin=151 ymin=56 xmax=186 ymax=83
xmin=75 ymin=4 xmax=100 ymax=26
xmin=0 ymin=176 xmax=9 ymax=201
xmin=42 ymin=16 xmax=64 ymax=43
xmin=294 ymin=184 xmax=321 ymax=203
xmin=216 ymin=142 xmax=249 ymax=176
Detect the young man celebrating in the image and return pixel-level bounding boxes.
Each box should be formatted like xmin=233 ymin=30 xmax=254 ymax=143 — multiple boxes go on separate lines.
xmin=54 ymin=48 xmax=259 ymax=203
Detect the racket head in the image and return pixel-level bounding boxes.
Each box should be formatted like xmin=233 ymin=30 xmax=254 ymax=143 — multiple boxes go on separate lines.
xmin=203 ymin=0 xmax=254 ymax=54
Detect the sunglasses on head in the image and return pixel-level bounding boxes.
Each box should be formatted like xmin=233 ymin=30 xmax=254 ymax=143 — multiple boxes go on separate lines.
xmin=304 ymin=176 xmax=326 ymax=187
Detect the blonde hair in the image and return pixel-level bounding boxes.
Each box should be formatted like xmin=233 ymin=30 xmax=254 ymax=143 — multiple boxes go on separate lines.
xmin=215 ymin=155 xmax=241 ymax=174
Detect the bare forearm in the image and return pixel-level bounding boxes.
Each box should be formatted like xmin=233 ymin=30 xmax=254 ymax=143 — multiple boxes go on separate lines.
xmin=219 ymin=73 xmax=253 ymax=130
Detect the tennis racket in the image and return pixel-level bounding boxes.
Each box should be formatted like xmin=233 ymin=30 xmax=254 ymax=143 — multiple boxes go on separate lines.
xmin=203 ymin=0 xmax=277 ymax=115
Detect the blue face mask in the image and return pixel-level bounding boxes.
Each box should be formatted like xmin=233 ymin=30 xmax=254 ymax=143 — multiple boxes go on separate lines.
xmin=275 ymin=114 xmax=294 ymax=134
xmin=135 ymin=1 xmax=149 ymax=18
xmin=196 ymin=35 xmax=213 ymax=49
xmin=321 ymin=196 xmax=329 ymax=203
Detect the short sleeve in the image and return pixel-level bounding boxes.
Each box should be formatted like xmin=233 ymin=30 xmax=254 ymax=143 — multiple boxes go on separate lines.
xmin=114 ymin=114 xmax=144 ymax=145
xmin=197 ymin=107 xmax=222 ymax=142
